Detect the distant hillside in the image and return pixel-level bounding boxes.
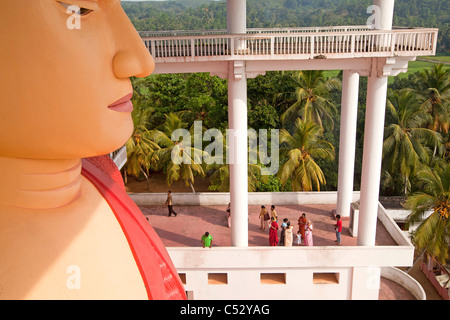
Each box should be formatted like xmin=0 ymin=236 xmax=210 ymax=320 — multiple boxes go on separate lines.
xmin=122 ymin=0 xmax=449 ymax=54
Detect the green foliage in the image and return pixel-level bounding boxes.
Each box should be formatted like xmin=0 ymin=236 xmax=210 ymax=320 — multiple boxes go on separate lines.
xmin=150 ymin=113 xmax=206 ymax=193
xmin=279 ymin=70 xmax=341 ymax=129
xmin=382 ymin=88 xmax=442 ymax=195
xmin=123 ymin=0 xmax=449 ymax=54
xmin=128 ymin=62 xmax=449 ymax=196
xmin=406 ymin=162 xmax=450 ymax=264
xmin=257 ymin=175 xmax=284 ymax=192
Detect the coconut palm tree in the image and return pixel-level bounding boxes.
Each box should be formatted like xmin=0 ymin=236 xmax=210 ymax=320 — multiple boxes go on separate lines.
xmin=415 ymin=64 xmax=450 ymax=135
xmin=414 ymin=64 xmax=450 ymax=158
xmin=208 ymin=163 xmax=263 ymax=192
xmin=279 ymin=70 xmax=341 ymax=129
xmin=382 ymin=89 xmax=442 ymax=195
xmin=124 ymin=81 xmax=160 ymax=190
xmin=205 ymin=131 xmax=262 ymax=192
xmin=278 ymin=118 xmax=335 ymax=191
xmin=406 ymin=161 xmax=450 ymax=265
xmin=151 ymin=113 xmax=206 ymax=193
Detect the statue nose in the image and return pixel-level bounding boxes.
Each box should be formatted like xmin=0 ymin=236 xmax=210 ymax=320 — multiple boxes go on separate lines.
xmin=110 ymin=6 xmax=155 ymax=79
xmin=112 ymin=50 xmax=155 ymax=79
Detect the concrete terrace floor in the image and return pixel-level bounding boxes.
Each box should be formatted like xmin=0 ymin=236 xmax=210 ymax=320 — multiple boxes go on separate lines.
xmin=139 ymin=204 xmax=423 ymax=300
xmin=140 ymin=204 xmax=397 ymax=247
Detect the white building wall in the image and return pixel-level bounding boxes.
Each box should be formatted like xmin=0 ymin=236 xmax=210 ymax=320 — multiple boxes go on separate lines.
xmin=168 ymin=245 xmax=413 ymax=300
xmin=129 ymin=191 xmax=361 ymax=206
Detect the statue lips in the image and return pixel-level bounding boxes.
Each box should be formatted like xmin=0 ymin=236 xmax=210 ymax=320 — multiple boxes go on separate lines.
xmin=108 ymin=93 xmax=133 ymax=112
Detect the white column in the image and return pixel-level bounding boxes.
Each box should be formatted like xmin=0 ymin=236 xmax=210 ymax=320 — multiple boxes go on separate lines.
xmin=227 ymin=0 xmax=246 ymax=34
xmin=228 ymin=61 xmax=248 ymax=247
xmin=227 ymin=0 xmax=247 ymax=51
xmin=372 ymin=0 xmax=395 ymax=47
xmin=356 ymin=0 xmax=394 ymax=246
xmin=357 ymin=74 xmax=388 ymax=246
xmin=226 ymin=0 xmax=248 ymax=247
xmin=373 ymin=0 xmax=395 ymax=30
xmin=336 ymin=70 xmax=360 ymax=218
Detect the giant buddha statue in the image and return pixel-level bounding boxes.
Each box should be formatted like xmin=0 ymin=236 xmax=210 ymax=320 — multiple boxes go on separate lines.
xmin=0 ymin=0 xmax=186 ymax=299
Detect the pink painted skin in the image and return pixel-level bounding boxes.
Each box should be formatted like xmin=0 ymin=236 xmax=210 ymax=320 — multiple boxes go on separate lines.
xmin=108 ymin=93 xmax=133 ymax=112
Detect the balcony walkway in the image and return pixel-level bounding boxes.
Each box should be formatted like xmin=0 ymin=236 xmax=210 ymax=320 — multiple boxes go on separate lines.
xmin=141 ymin=26 xmax=438 ymax=67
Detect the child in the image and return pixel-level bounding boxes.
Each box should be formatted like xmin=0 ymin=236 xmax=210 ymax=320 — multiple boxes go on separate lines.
xmin=295 ymin=230 xmax=302 ymax=246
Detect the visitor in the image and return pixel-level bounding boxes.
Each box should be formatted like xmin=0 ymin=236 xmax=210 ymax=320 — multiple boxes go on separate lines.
xmin=295 ymin=230 xmax=302 ymax=246
xmin=304 ymin=220 xmax=314 ymax=246
xmin=298 ymin=213 xmax=307 ymax=242
xmin=269 ymin=217 xmax=279 ymax=246
xmin=201 ymin=232 xmax=213 ymax=248
xmin=226 ymin=203 xmax=231 ymax=228
xmin=335 ymin=214 xmax=343 ymax=245
xmin=260 ymin=205 xmax=269 ymax=231
xmin=284 ymin=221 xmax=294 ymax=246
xmin=270 ymin=205 xmax=278 ymax=221
xmin=164 ymin=190 xmax=177 ymax=217
xmin=280 ymin=218 xmax=288 ymax=246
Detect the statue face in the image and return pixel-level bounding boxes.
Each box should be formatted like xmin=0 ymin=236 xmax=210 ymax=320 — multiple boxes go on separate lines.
xmin=0 ymin=0 xmax=154 ymax=158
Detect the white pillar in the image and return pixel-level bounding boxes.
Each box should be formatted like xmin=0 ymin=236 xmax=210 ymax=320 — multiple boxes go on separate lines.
xmin=336 ymin=70 xmax=360 ymax=218
xmin=356 ymin=0 xmax=394 ymax=246
xmin=227 ymin=0 xmax=246 ymax=34
xmin=373 ymin=0 xmax=395 ymax=30
xmin=357 ymin=74 xmax=388 ymax=246
xmin=228 ymin=61 xmax=248 ymax=247
xmin=226 ymin=0 xmax=248 ymax=247
xmin=227 ymin=0 xmax=246 ymax=51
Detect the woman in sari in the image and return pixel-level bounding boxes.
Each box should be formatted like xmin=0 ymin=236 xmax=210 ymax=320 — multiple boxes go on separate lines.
xmin=298 ymin=213 xmax=307 ymax=242
xmin=304 ymin=220 xmax=314 ymax=246
xmin=269 ymin=217 xmax=279 ymax=246
xmin=284 ymin=222 xmax=294 ymax=246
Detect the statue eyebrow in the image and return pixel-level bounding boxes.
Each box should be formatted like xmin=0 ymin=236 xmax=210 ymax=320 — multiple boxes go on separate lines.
xmin=69 ymin=0 xmax=99 ymax=5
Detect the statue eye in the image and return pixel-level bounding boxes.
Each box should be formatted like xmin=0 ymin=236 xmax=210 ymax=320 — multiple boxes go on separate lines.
xmin=58 ymin=1 xmax=94 ymax=16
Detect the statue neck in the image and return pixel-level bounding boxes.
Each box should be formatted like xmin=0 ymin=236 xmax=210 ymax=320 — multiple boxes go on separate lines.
xmin=0 ymin=157 xmax=82 ymax=210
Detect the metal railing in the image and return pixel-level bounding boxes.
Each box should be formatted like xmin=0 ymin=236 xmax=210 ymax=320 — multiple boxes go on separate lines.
xmin=141 ymin=27 xmax=438 ymax=62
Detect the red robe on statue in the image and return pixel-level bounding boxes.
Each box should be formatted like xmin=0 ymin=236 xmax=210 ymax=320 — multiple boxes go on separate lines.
xmin=82 ymin=155 xmax=186 ymax=300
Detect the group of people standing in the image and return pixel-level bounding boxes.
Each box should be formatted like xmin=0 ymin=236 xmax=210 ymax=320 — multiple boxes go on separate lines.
xmin=260 ymin=206 xmax=314 ymax=247
xmin=166 ymin=193 xmax=342 ymax=247
xmin=297 ymin=213 xmax=314 ymax=246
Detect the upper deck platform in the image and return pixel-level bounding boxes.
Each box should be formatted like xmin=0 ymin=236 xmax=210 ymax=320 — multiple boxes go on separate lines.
xmin=141 ymin=26 xmax=438 ymax=75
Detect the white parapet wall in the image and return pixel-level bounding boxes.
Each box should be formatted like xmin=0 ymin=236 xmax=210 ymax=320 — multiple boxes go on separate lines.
xmin=377 ymin=204 xmax=412 ymax=247
xmin=129 ymin=191 xmax=361 ymax=206
xmin=380 ymin=267 xmax=426 ymax=300
xmin=168 ymin=245 xmax=414 ymax=300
